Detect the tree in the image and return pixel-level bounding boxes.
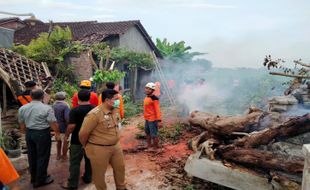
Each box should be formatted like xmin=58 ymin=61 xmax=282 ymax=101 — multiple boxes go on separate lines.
xmin=12 ymin=26 xmax=84 ymax=81
xmin=156 ymin=38 xmax=204 ymax=63
xmin=263 ymin=55 xmax=310 ymax=95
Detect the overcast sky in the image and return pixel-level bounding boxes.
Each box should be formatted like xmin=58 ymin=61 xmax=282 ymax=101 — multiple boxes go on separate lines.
xmin=1 ymin=0 xmax=309 ymax=68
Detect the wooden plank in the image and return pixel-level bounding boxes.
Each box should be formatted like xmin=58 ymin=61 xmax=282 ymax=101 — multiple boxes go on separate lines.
xmin=26 ymin=59 xmax=34 ymax=80
xmin=2 ymin=49 xmax=14 ymax=77
xmin=32 ymin=60 xmax=40 ymax=79
xmin=12 ymin=58 xmax=21 ymax=82
xmin=19 ymin=55 xmax=28 ymax=80
xmin=2 ymin=81 xmax=7 ymax=116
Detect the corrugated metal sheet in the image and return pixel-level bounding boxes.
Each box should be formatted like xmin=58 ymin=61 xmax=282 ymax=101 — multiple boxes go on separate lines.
xmin=0 ymin=27 xmax=14 ymax=48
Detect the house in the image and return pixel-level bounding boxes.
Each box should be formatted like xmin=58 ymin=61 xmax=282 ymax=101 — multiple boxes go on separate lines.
xmin=0 ymin=17 xmax=162 ymax=99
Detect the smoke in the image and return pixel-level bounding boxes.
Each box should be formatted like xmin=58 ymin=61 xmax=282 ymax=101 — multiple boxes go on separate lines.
xmin=139 ymin=59 xmax=288 ymax=116
xmin=283 ymin=105 xmax=310 ymax=117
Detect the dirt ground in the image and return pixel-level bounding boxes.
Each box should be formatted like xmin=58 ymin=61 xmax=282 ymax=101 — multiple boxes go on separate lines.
xmin=16 ymin=112 xmax=200 ymax=190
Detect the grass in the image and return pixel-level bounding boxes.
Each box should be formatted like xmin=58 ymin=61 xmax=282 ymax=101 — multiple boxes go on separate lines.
xmin=159 ymin=123 xmax=185 ymax=143
xmin=124 ymin=100 xmax=143 ymax=118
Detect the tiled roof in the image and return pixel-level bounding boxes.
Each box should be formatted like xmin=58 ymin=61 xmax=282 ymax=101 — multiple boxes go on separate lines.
xmin=0 ymin=17 xmax=20 ymax=25
xmin=0 ymin=48 xmax=51 ymax=94
xmin=13 ymin=19 xmax=161 ymax=57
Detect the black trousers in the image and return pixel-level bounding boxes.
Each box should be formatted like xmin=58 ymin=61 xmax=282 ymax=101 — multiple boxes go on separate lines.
xmin=26 ymin=128 xmax=51 ymax=184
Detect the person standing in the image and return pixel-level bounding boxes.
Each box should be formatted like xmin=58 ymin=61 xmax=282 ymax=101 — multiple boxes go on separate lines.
xmin=18 ymin=89 xmax=60 ymax=188
xmin=72 ymin=80 xmax=98 ymax=108
xmin=17 ymin=80 xmax=37 ymax=106
xmin=53 ymin=92 xmax=70 ymax=160
xmin=79 ymin=89 xmax=126 ymax=190
xmin=61 ymin=90 xmax=94 ymax=190
xmin=144 ymin=82 xmax=163 ymax=150
xmin=99 ymin=82 xmax=125 ymax=119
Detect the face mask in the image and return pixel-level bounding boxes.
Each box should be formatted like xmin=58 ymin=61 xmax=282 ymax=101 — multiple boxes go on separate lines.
xmin=113 ymin=99 xmax=120 ymax=108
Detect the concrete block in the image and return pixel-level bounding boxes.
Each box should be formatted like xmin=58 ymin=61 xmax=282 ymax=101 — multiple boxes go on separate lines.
xmin=184 ymin=152 xmax=282 ymax=190
xmin=10 ymin=153 xmax=28 ymax=171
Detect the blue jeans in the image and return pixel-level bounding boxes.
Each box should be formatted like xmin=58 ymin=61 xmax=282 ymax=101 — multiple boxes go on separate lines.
xmin=144 ymin=120 xmax=158 ymax=137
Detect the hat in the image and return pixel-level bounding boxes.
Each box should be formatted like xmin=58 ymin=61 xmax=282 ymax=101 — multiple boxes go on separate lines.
xmin=24 ymin=80 xmax=36 ymax=88
xmin=80 ymin=80 xmax=91 ymax=88
xmin=55 ymin=92 xmax=66 ymax=100
xmin=145 ymin=82 xmax=156 ymax=90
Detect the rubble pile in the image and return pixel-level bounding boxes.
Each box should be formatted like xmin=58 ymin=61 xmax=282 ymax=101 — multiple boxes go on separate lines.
xmin=188 ymin=106 xmax=310 ymax=189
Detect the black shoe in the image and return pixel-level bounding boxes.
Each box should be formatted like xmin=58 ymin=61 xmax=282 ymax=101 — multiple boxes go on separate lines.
xmin=33 ymin=176 xmax=54 ymax=188
xmin=31 ymin=174 xmax=50 ymax=184
xmin=81 ymin=175 xmax=92 ymax=184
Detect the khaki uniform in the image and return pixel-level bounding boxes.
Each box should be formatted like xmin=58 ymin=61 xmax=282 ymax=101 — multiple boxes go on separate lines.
xmin=80 ymin=105 xmax=126 ymax=190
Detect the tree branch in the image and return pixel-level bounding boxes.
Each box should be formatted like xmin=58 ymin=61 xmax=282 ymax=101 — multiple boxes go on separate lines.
xmin=269 ymin=72 xmax=310 ymax=78
xmin=294 ymin=60 xmax=310 ymax=68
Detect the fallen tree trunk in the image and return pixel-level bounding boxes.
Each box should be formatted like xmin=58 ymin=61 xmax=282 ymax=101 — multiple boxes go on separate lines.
xmin=217 ymin=147 xmax=304 ymax=174
xmin=188 ymin=109 xmax=284 ymax=137
xmin=234 ymin=114 xmax=310 ymax=148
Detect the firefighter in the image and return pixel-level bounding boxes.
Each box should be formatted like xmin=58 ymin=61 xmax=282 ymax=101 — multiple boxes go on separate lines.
xmin=17 ymin=80 xmax=37 ymax=106
xmin=71 ymin=80 xmax=98 ymax=108
xmin=144 ymin=82 xmax=163 ymax=150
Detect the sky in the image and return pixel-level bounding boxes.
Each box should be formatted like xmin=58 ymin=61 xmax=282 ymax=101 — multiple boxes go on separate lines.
xmin=0 ymin=0 xmax=309 ymax=68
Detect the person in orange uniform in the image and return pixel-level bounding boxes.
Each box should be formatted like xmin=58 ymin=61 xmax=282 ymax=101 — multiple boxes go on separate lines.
xmin=144 ymin=82 xmax=162 ymax=150
xmin=72 ymin=80 xmax=98 ymax=108
xmin=98 ymin=82 xmax=124 ymax=119
xmin=17 ymin=80 xmax=37 ymax=106
xmin=0 ymin=148 xmax=20 ymax=190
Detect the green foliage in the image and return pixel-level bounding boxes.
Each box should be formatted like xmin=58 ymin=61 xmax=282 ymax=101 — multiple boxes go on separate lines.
xmin=56 ymin=63 xmax=76 ymax=82
xmin=156 ymin=38 xmax=204 ymax=63
xmin=51 ymin=78 xmax=79 ymax=105
xmin=124 ymin=98 xmax=143 ymax=118
xmin=93 ymin=70 xmax=126 ymax=83
xmin=111 ymin=48 xmax=154 ymax=70
xmin=92 ymin=44 xmax=155 ymax=70
xmin=159 ymin=123 xmax=186 ymax=143
xmin=2 ymin=130 xmax=20 ymax=150
xmin=13 ymin=26 xmax=80 ymax=64
xmin=12 ymin=26 xmax=85 ymax=82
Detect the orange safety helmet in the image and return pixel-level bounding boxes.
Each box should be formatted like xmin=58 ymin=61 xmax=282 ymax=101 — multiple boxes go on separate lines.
xmin=80 ymin=80 xmax=92 ymax=88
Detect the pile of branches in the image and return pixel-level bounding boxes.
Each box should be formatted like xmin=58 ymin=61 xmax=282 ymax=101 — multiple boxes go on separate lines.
xmin=188 ymin=108 xmax=310 ymax=189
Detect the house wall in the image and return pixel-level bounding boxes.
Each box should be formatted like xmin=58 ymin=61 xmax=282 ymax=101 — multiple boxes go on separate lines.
xmin=119 ymin=26 xmax=153 ymax=53
xmin=119 ymin=26 xmax=154 ymax=99
xmin=65 ymin=51 xmax=93 ymax=81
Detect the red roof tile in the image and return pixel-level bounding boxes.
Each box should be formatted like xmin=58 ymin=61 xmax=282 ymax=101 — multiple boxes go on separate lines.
xmin=13 ymin=19 xmax=161 ymax=57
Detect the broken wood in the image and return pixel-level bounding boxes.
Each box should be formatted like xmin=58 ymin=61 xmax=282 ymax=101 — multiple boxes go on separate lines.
xmin=87 ymin=49 xmax=99 ymax=70
xmin=2 ymin=81 xmax=7 ymax=115
xmin=189 ymin=109 xmax=266 ymax=136
xmin=269 ymin=72 xmax=310 ymax=79
xmin=217 ymin=147 xmax=304 ymax=174
xmin=234 ymin=114 xmax=310 ymax=148
xmin=294 ymin=60 xmax=310 ymax=68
